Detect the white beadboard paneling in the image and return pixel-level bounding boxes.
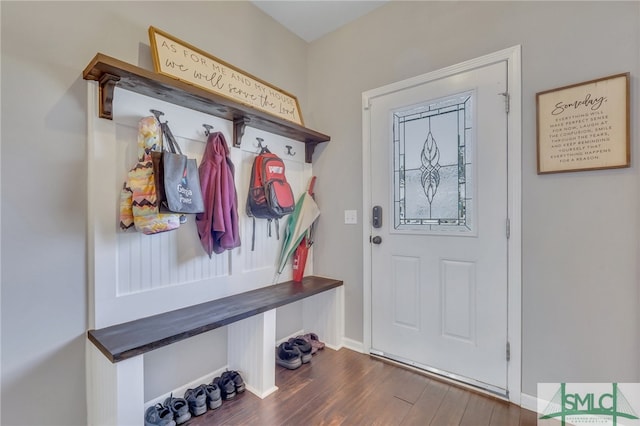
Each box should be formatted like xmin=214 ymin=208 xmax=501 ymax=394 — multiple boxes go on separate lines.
xmin=116 ymin=229 xmax=230 ymax=296
xmin=86 ymin=343 xmax=144 ymax=426
xmin=87 ymin=82 xmax=340 ymax=424
xmin=228 ymin=310 xmax=278 ymax=399
xmin=113 ymin=98 xmax=231 ymax=297
xmin=303 ymin=287 xmax=344 ymax=350
xmin=90 ymin=85 xmax=314 ymax=326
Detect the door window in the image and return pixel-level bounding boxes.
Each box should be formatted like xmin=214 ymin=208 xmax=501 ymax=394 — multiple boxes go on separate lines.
xmin=392 ymin=91 xmax=475 ymax=235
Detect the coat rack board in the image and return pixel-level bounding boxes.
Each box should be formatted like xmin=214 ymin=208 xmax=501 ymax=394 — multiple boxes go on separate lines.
xmin=83 ymin=53 xmax=330 ymax=163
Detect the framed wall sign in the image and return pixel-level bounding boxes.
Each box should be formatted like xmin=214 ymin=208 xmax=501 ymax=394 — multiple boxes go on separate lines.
xmin=536 ymin=73 xmax=629 ymax=174
xmin=148 ymin=26 xmax=304 ymax=126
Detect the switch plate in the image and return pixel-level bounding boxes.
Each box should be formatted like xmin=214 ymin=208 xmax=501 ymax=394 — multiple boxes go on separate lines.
xmin=344 ymin=210 xmax=358 ymax=224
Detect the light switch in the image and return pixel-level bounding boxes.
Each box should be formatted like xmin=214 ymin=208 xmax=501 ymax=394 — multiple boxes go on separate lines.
xmin=344 ymin=210 xmax=358 ymax=224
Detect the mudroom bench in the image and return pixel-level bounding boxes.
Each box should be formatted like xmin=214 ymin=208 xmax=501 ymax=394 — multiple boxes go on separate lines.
xmin=84 ymin=50 xmax=339 ymax=425
xmin=86 ymin=276 xmax=343 ymax=425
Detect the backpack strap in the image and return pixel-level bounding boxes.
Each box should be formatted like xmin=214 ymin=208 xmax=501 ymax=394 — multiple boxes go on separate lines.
xmin=250 ymin=217 xmax=278 ymax=251
xmin=251 ymin=217 xmax=256 ymax=251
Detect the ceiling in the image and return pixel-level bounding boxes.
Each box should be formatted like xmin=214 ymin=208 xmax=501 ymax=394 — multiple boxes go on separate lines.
xmin=251 ymin=1 xmax=389 ymax=42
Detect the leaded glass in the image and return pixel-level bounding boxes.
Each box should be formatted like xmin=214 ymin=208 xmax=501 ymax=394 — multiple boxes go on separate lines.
xmin=393 ymin=91 xmax=474 ymax=234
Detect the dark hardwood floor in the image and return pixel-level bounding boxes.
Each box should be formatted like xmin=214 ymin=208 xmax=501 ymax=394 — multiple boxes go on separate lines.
xmin=185 ymin=347 xmax=538 ymax=426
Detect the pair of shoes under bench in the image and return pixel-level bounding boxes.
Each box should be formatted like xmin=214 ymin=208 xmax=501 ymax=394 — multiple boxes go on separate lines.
xmin=163 ymin=395 xmax=191 ymax=425
xmin=221 ymin=370 xmax=246 ymax=394
xmin=288 ymin=337 xmax=312 ymax=363
xmin=204 ymin=383 xmax=222 ymax=409
xmin=184 ymin=385 xmax=207 ymax=416
xmin=213 ymin=374 xmax=236 ymax=400
xmin=145 ymin=403 xmax=176 ymax=426
xmin=301 ymin=332 xmax=325 ymax=354
xmin=276 ymin=341 xmax=303 ymax=369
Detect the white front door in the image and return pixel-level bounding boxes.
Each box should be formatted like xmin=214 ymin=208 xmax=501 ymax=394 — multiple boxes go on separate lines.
xmin=367 ymin=59 xmax=510 ymax=395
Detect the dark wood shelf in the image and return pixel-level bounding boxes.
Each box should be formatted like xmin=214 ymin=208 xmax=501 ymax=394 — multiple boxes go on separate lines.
xmin=83 ymin=53 xmax=330 ymax=163
xmin=87 ymin=276 xmax=343 ymax=363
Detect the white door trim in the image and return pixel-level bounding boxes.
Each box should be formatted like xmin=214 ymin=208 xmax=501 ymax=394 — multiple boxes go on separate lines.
xmin=362 ymin=45 xmax=522 ymax=404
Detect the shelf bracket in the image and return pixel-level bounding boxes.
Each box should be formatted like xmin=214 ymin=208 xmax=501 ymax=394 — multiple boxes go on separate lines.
xmin=97 ymin=73 xmax=121 ymax=120
xmin=305 ymin=141 xmax=319 ymax=163
xmin=233 ymin=117 xmax=251 ymax=148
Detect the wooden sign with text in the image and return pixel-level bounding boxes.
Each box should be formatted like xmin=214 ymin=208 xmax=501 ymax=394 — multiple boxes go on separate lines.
xmin=536 ymin=73 xmax=629 ymax=174
xmin=149 ymin=26 xmax=304 ymax=125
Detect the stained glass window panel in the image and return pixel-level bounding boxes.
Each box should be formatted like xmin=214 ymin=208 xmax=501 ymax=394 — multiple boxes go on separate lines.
xmin=393 ymin=91 xmax=474 ymax=234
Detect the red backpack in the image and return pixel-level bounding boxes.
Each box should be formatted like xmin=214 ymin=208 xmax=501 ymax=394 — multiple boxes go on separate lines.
xmin=246 ymin=147 xmax=295 ymax=250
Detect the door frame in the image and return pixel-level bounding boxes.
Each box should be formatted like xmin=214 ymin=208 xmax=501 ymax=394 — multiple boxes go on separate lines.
xmin=361 ymin=45 xmax=522 ymax=404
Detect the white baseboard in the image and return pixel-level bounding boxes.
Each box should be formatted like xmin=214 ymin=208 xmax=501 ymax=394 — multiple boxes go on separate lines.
xmin=341 ymin=337 xmax=364 ymax=353
xmin=144 ymin=366 xmax=228 ymax=409
xmin=520 ymin=392 xmax=540 ymax=413
xmin=246 ymin=384 xmax=278 ymax=399
xmin=146 ymin=328 xmax=313 ymax=409
xmin=276 ymin=329 xmax=305 ymax=346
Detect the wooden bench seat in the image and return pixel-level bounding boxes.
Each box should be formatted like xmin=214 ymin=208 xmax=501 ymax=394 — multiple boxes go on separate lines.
xmin=88 ymin=275 xmax=343 ymax=363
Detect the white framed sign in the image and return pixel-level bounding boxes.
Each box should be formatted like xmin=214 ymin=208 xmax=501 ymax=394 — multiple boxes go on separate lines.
xmin=149 ymin=26 xmax=304 ymax=125
xmin=536 ymin=73 xmax=630 ymax=174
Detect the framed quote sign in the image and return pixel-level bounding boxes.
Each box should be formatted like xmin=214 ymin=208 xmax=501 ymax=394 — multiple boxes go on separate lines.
xmin=148 ymin=26 xmax=304 ymax=125
xmin=536 ymin=73 xmax=629 ymax=174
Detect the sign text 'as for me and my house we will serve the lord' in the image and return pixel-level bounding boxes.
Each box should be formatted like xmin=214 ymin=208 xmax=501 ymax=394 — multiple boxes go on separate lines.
xmin=149 ymin=26 xmax=304 ymax=126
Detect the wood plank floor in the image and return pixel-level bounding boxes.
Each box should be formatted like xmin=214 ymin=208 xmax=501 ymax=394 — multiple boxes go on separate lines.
xmin=184 ymin=348 xmax=538 ymax=426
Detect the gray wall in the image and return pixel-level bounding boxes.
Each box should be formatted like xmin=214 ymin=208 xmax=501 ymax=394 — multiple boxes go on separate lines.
xmin=2 ymin=2 xmax=640 ymax=425
xmin=308 ymin=1 xmax=640 ymax=396
xmin=0 ymin=2 xmax=308 ymax=425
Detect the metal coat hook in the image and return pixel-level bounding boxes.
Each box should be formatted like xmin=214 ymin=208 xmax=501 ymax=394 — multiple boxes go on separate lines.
xmin=255 ymin=137 xmax=268 ymax=152
xmin=285 ymin=145 xmax=296 ymax=156
xmin=150 ymin=109 xmax=165 ymax=122
xmin=203 ymin=124 xmax=215 ymax=136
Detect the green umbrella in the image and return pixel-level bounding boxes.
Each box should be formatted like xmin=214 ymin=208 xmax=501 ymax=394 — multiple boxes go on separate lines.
xmin=277 ymin=177 xmax=320 ymax=275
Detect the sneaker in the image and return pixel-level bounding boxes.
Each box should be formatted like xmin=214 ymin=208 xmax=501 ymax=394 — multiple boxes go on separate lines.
xmin=184 ymin=385 xmax=207 ymax=416
xmin=221 ymin=370 xmax=245 ymax=394
xmin=213 ymin=375 xmax=236 ymax=400
xmin=145 ymin=403 xmax=176 ymax=426
xmin=289 ymin=337 xmax=312 ymax=363
xmin=163 ymin=395 xmax=191 ymax=425
xmin=276 ymin=341 xmax=302 ymax=370
xmin=204 ymin=383 xmax=222 ymax=409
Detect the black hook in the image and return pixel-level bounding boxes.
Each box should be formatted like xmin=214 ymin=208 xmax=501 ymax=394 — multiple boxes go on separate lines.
xmin=203 ymin=124 xmax=214 ymax=136
xmin=150 ymin=109 xmax=165 ymax=122
xmin=285 ymin=145 xmax=296 ymax=156
xmin=255 ymin=137 xmax=268 ymax=152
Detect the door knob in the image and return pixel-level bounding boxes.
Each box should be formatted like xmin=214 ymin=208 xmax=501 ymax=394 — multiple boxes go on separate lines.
xmin=372 ymin=236 xmax=382 ymax=244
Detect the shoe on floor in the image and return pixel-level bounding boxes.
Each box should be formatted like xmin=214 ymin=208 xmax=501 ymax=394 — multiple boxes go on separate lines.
xmin=221 ymin=370 xmax=246 ymax=394
xmin=163 ymin=394 xmax=191 ymax=425
xmin=213 ymin=375 xmax=236 ymax=400
xmin=289 ymin=337 xmax=313 ymax=363
xmin=204 ymin=384 xmax=222 ymax=409
xmin=304 ymin=332 xmax=326 ymax=352
xmin=184 ymin=385 xmax=207 ymax=416
xmin=298 ymin=334 xmax=318 ymax=355
xmin=145 ymin=403 xmax=176 ymax=426
xmin=276 ymin=341 xmax=302 ymax=370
